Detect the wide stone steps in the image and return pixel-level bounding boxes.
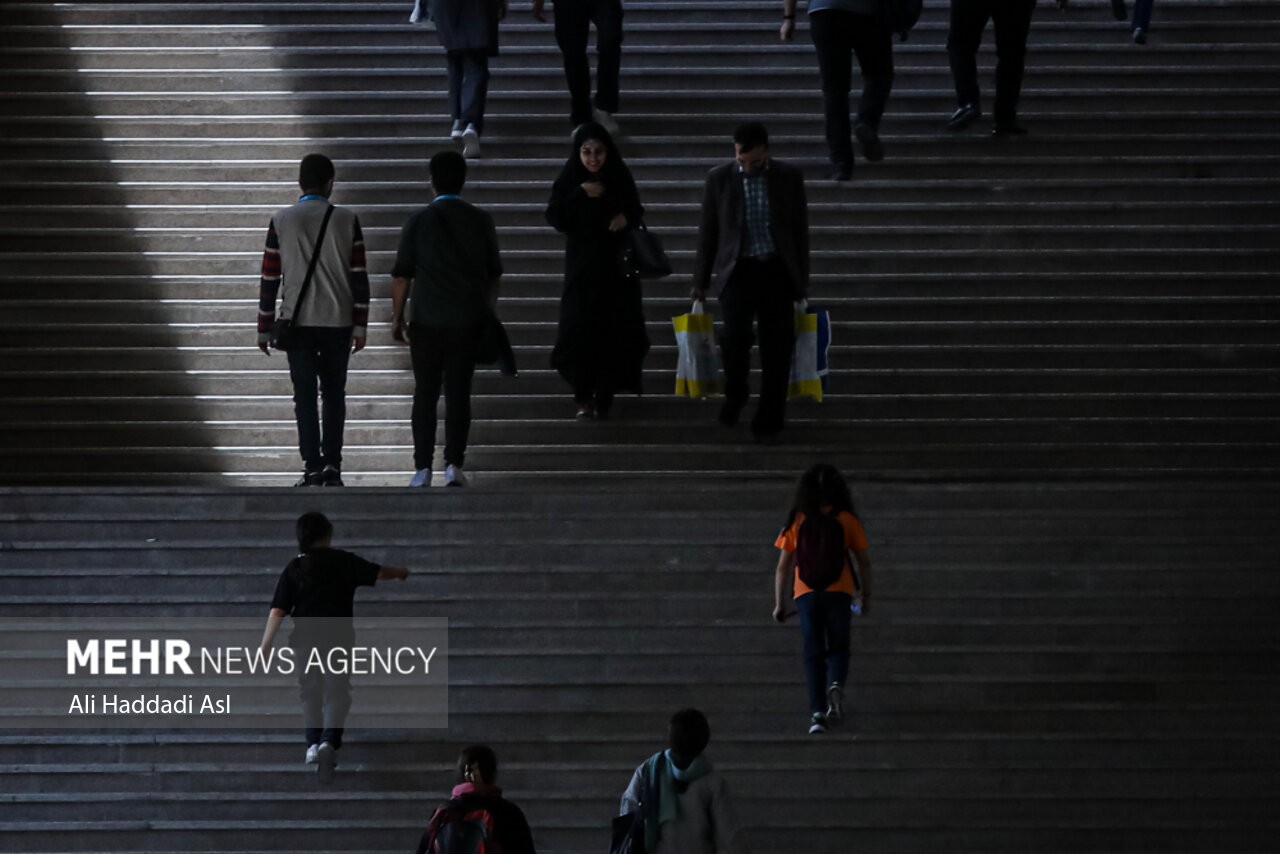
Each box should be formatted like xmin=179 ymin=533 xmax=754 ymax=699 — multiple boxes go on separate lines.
xmin=2 ymin=482 xmax=1278 ymax=852
xmin=1 ymin=0 xmax=1277 ymax=482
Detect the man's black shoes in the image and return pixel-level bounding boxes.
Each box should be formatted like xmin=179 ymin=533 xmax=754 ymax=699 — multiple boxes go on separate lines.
xmin=855 ymin=122 xmax=884 ymax=162
xmin=992 ymin=121 xmax=1029 ymax=137
xmin=826 ymin=164 xmax=853 ymax=182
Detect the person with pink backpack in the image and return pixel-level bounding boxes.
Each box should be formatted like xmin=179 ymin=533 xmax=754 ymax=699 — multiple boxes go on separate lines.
xmin=772 ymin=463 xmax=874 ymax=734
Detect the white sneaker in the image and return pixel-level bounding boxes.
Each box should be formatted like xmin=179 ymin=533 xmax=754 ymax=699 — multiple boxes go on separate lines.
xmin=450 ymin=119 xmax=465 ymax=139
xmin=593 ymin=108 xmax=620 ymax=135
xmin=409 ymin=468 xmax=431 ymax=487
xmin=315 ymin=741 xmax=336 ymax=783
xmin=444 ymin=464 xmax=466 ymax=487
xmin=461 ymin=123 xmax=480 ymax=158
xmin=304 ymin=743 xmax=320 ymax=764
xmin=826 ymin=682 xmax=844 ymax=724
xmin=808 ymin=713 xmax=828 ymax=735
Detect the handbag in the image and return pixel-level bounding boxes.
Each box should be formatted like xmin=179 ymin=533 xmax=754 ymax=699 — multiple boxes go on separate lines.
xmin=788 ymin=300 xmax=829 ymax=402
xmin=619 ymin=221 xmax=672 ymax=280
xmin=610 ymin=756 xmax=655 ymax=854
xmin=269 ymin=204 xmax=335 ymax=352
xmin=672 ymin=300 xmax=723 ymax=398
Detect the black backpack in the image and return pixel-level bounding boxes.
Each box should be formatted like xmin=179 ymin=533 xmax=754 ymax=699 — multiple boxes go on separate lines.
xmin=795 ymin=513 xmax=851 ymax=591
xmin=882 ymin=0 xmax=923 ymax=41
xmin=424 ymin=801 xmax=500 ymax=854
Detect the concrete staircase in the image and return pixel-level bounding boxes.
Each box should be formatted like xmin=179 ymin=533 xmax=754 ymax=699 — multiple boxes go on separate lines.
xmin=2 ymin=481 xmax=1278 ymax=852
xmin=2 ymin=0 xmax=1279 ymax=484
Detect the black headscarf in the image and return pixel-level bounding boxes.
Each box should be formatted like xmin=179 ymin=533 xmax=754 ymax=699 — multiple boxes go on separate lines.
xmin=563 ymin=120 xmax=630 ymax=185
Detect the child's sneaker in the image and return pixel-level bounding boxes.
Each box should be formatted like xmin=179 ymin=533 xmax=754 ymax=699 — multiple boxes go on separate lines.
xmin=315 ymin=741 xmax=336 ymax=783
xmin=826 ymin=682 xmax=845 ymax=724
xmin=808 ymin=713 xmax=828 ymax=735
xmin=304 ymin=743 xmax=320 ymax=764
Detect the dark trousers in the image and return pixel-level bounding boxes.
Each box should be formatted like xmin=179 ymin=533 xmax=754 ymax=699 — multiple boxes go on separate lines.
xmin=796 ymin=590 xmax=853 ymax=715
xmin=571 ymin=342 xmax=615 ymax=414
xmin=410 ymin=324 xmax=479 ymax=470
xmin=1132 ymin=0 xmax=1153 ymax=30
xmin=296 ymin=645 xmax=351 ymax=748
xmin=285 ymin=326 xmax=352 ymax=472
xmin=446 ymin=48 xmax=491 ymax=133
xmin=946 ymin=0 xmax=1037 ymax=124
xmin=553 ymin=0 xmax=623 ymax=124
xmin=719 ymin=257 xmax=795 ymax=437
xmin=810 ymin=9 xmax=894 ymax=168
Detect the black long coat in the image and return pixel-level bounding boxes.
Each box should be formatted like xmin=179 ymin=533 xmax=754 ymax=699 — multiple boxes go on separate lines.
xmin=545 ymin=162 xmax=650 ymax=395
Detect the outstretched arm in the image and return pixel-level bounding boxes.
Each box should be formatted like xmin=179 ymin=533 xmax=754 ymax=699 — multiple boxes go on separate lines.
xmin=377 ymin=565 xmax=410 ymax=581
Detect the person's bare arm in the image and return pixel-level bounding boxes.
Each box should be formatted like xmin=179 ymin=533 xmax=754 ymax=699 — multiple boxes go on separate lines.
xmin=852 ymin=548 xmax=872 ymax=612
xmin=378 ymin=565 xmax=410 ymax=581
xmin=773 ymin=550 xmax=797 ymax=622
xmin=781 ymin=0 xmax=798 ymax=40
xmin=259 ymin=607 xmax=287 ymax=653
xmin=391 ymin=277 xmax=411 ymax=343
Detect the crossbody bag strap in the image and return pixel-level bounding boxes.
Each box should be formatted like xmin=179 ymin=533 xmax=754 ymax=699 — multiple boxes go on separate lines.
xmin=287 ymin=203 xmax=336 ymax=323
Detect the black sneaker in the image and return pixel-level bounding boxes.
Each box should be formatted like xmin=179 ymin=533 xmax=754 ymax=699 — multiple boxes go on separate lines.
xmin=321 ymin=465 xmax=344 ymax=487
xmin=295 ymin=470 xmax=323 ymax=487
xmin=315 ymin=741 xmax=336 ymax=783
xmin=808 ymin=713 xmax=828 ymax=735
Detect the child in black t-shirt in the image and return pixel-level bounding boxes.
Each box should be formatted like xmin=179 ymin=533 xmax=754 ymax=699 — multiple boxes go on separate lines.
xmin=259 ymin=511 xmax=410 ymax=782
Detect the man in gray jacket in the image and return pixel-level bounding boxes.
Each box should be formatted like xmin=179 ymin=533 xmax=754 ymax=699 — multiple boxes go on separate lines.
xmin=619 ymin=709 xmax=749 ymax=854
xmin=692 ymin=122 xmax=809 ymax=444
xmin=257 ymin=154 xmax=370 ymax=487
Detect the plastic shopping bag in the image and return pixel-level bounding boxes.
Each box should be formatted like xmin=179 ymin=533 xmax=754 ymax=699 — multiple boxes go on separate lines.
xmin=672 ymin=301 xmax=724 ymax=398
xmin=789 ymin=301 xmax=830 ymax=401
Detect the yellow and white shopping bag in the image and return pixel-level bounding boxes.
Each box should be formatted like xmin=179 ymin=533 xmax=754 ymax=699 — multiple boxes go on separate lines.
xmin=672 ymin=300 xmax=724 ymax=398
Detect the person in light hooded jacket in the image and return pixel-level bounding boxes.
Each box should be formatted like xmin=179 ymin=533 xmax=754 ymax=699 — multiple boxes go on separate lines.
xmin=619 ymin=709 xmax=749 ymax=854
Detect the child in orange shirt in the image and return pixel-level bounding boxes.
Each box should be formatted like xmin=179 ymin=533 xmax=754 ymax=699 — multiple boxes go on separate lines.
xmin=773 ymin=463 xmax=873 ymax=734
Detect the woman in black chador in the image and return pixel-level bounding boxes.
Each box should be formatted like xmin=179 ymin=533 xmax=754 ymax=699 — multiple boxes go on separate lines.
xmin=545 ymin=121 xmax=650 ymax=419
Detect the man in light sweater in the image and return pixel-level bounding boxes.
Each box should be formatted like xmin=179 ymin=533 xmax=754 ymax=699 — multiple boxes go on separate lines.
xmin=619 ymin=709 xmax=749 ymax=854
xmin=258 ymin=154 xmax=370 ymax=486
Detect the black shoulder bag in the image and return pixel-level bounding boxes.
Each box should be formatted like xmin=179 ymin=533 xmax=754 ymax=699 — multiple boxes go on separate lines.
xmin=270 ymin=204 xmax=336 ymax=352
xmin=610 ymin=757 xmax=655 ymax=854
xmin=619 ymin=220 xmax=672 ymax=280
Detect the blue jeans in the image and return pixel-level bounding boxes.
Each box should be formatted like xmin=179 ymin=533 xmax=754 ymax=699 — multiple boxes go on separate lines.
xmin=447 ymin=48 xmax=490 ymax=133
xmin=285 ymin=326 xmax=352 ymax=472
xmin=796 ymin=590 xmax=853 ymax=715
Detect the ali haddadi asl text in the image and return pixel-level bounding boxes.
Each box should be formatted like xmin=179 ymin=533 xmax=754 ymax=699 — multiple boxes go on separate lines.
xmin=67 ymin=693 xmax=231 ymax=715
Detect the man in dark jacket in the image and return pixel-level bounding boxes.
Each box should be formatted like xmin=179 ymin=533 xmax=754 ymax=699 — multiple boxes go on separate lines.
xmin=692 ymin=122 xmax=809 ymax=444
xmin=391 ymin=150 xmax=503 ymax=487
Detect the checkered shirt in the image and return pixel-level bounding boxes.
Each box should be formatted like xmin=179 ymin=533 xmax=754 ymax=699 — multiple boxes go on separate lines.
xmin=740 ymin=167 xmax=776 ymax=258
